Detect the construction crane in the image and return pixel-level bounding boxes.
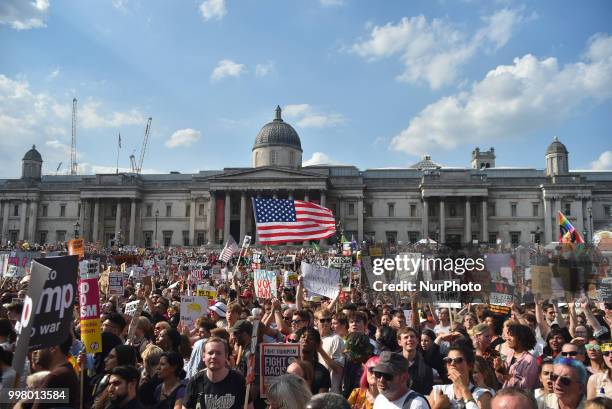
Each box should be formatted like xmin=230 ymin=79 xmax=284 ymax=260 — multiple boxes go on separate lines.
xmin=70 ymin=98 xmax=78 ymax=175
xmin=136 ymin=117 xmax=152 ymax=174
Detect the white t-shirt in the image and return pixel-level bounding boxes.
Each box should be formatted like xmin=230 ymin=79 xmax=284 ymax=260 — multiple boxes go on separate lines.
xmin=319 ymin=333 xmax=344 ymax=394
xmin=434 ymin=323 xmax=451 ymax=336
xmin=373 ymin=390 xmax=429 ymax=409
xmin=432 ymin=384 xmax=494 ymax=409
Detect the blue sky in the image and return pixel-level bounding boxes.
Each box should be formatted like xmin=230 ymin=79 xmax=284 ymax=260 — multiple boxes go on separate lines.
xmin=1 ymin=0 xmax=611 ymax=178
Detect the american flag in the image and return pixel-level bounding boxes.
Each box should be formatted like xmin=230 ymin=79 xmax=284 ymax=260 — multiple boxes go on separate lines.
xmin=219 ymin=236 xmax=239 ymax=262
xmin=253 ymin=198 xmax=336 ymax=245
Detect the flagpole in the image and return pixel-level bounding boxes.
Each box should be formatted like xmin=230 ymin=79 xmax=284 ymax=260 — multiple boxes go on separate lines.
xmin=116 ymin=132 xmax=121 ymax=174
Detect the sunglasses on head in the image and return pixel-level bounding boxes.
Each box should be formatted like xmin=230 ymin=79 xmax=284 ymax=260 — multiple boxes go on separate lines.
xmin=585 ymin=344 xmax=601 ymax=351
xmin=443 ymin=357 xmax=465 ymax=365
xmin=561 ymin=351 xmax=579 ymax=357
xmin=551 ymin=374 xmax=573 ymax=386
xmin=373 ymin=371 xmax=394 ymax=381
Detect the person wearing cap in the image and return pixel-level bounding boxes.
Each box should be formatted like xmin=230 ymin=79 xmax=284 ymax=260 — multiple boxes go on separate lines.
xmin=372 ymin=351 xmax=429 ymax=409
xmin=209 ymin=302 xmax=228 ymax=329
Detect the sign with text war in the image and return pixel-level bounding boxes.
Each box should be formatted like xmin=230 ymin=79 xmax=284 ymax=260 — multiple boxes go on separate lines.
xmin=300 ymin=262 xmax=340 ymax=300
xmin=259 ymin=343 xmax=300 ymax=398
xmin=12 ymin=256 xmax=78 ymax=377
xmin=79 ymin=277 xmax=102 ymax=353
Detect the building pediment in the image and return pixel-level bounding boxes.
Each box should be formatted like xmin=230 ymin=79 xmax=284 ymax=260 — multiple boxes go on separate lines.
xmin=209 ymin=167 xmax=328 ymax=181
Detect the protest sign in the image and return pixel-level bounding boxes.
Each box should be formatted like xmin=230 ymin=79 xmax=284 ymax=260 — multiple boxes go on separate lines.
xmin=300 ymin=262 xmax=340 ymax=299
xmin=531 ymin=265 xmax=553 ymax=299
xmin=12 ymin=256 xmax=78 ymax=378
xmin=108 ymin=272 xmax=124 ymax=297
xmin=488 ymin=304 xmax=511 ymax=316
xmin=68 ymin=239 xmax=85 ymax=260
xmin=283 ymin=270 xmax=299 ymax=287
xmin=599 ymin=278 xmax=612 ymax=303
xmin=489 ymin=281 xmax=515 ymax=305
xmin=259 ymin=343 xmax=301 ymax=397
xmin=180 ymin=296 xmax=208 ymax=327
xmin=254 ymin=270 xmax=277 ymax=299
xmin=79 ymin=276 xmax=102 ymax=353
xmin=124 ymin=300 xmax=141 ymax=317
xmin=196 ymin=285 xmax=217 ymax=300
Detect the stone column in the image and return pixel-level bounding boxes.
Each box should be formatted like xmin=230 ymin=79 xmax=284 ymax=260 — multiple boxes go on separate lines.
xmin=543 ymin=198 xmax=552 ymax=244
xmin=79 ymin=200 xmax=85 ymax=240
xmin=189 ymin=198 xmax=196 ymax=246
xmin=129 ymin=199 xmax=137 ymax=245
xmin=93 ymin=200 xmax=100 ymax=243
xmin=439 ymin=199 xmax=445 ymax=244
xmin=481 ymin=200 xmax=488 ymax=243
xmin=223 ymin=191 xmax=231 ymax=242
xmin=115 ymin=201 xmax=122 ymax=242
xmin=1 ymin=201 xmax=8 ymax=244
xmin=422 ymin=199 xmax=429 ymax=239
xmin=464 ymin=199 xmax=471 ymax=243
xmin=29 ymin=201 xmax=38 ymax=242
xmin=239 ymin=191 xmax=246 ymax=244
xmin=553 ymin=198 xmax=561 ymax=242
xmin=320 ymin=190 xmax=327 ymax=246
xmin=357 ymin=197 xmax=364 ymax=242
xmin=574 ymin=198 xmax=584 ymax=238
xmin=18 ymin=201 xmax=27 ymax=241
xmin=208 ymin=192 xmax=216 ymax=245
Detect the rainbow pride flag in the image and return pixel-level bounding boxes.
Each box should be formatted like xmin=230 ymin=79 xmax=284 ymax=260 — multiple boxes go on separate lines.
xmin=558 ymin=211 xmax=584 ymax=243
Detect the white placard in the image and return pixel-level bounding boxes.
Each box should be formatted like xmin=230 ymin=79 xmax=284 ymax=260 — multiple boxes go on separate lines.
xmin=180 ymin=296 xmax=209 ymax=327
xmin=301 ymin=262 xmax=340 ymax=299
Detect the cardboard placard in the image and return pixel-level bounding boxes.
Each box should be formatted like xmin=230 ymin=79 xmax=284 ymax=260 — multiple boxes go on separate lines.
xmin=259 ymin=343 xmax=301 ymax=397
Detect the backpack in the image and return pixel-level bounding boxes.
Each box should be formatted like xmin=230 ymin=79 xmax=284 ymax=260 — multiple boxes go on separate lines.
xmin=402 ymin=390 xmax=431 ymax=409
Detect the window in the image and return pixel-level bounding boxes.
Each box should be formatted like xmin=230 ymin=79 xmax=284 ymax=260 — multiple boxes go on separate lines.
xmin=450 ymin=204 xmax=457 ymax=217
xmin=60 ymin=205 xmax=66 ymax=217
xmin=290 ymin=151 xmax=295 ymax=166
xmin=231 ymin=201 xmax=240 ymax=216
xmin=183 ymin=231 xmax=190 ymax=246
xmin=385 ymin=231 xmax=397 ymax=244
xmin=41 ymin=205 xmax=48 ymax=217
xmin=199 ymin=204 xmax=205 ymax=217
xmin=605 ymin=205 xmax=611 ymax=217
xmin=428 ymin=204 xmax=436 ymax=217
xmin=13 ymin=205 xmax=19 ymax=217
xmin=387 ymin=203 xmax=395 ymax=217
xmin=163 ymin=231 xmax=173 ymax=247
xmin=348 ymin=203 xmax=355 ymax=216
xmin=9 ymin=231 xmax=18 ymax=243
xmin=408 ymin=231 xmax=419 ymax=244
xmin=532 ymin=231 xmax=541 ymax=244
xmin=471 ymin=233 xmax=478 ymax=242
xmin=196 ymin=231 xmax=206 ymax=246
xmin=270 ymin=150 xmax=278 ymax=165
xmin=532 ymin=203 xmax=539 ymax=217
xmin=511 ymin=203 xmax=517 ymax=217
xmin=56 ymin=230 xmax=66 ymax=242
xmin=564 ymin=203 xmax=571 ymax=216
xmin=111 ymin=206 xmax=117 ymax=218
xmin=488 ymin=233 xmax=497 ymax=245
xmin=146 ymin=204 xmax=152 ymax=217
xmin=488 ymin=202 xmax=496 ymax=217
xmin=410 ymin=204 xmax=417 ymax=218
xmin=78 ymin=203 xmax=81 ymax=218
xmin=166 ymin=204 xmax=172 ymax=217
xmin=39 ymin=231 xmax=47 ymax=244
xmin=255 ymin=151 xmax=260 ymax=166
xmin=510 ymin=231 xmax=521 ymax=246
xmin=365 ymin=203 xmax=373 ymax=217
xmin=330 ymin=203 xmax=337 ymax=215
xmin=144 ymin=231 xmax=153 ymax=248
xmin=185 ymin=204 xmax=191 ymax=217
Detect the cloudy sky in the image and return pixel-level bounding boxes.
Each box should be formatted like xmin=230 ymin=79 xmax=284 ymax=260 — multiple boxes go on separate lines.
xmin=1 ymin=0 xmax=611 ymax=178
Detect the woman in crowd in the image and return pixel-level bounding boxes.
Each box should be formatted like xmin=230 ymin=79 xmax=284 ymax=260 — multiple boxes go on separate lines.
xmin=267 ymin=374 xmax=313 ymax=409
xmin=587 ymin=339 xmax=608 ymax=375
xmin=154 ymin=351 xmax=187 ymax=409
xmin=499 ymin=323 xmax=539 ymax=389
xmin=428 ymin=343 xmax=493 ymax=409
xmin=422 ymin=328 xmax=446 ymax=382
xmin=541 ymin=327 xmax=570 ymax=362
xmin=92 ymin=344 xmax=138 ymax=409
xmin=375 ymin=326 xmax=398 ymax=353
xmin=587 ymin=342 xmax=612 ymax=399
xmin=139 ymin=344 xmax=164 ymax=409
xmin=473 ymin=356 xmax=499 ymax=392
xmin=347 ymin=355 xmax=379 ymax=409
xmin=341 ymin=332 xmax=374 ymax=398
xmin=535 ymin=357 xmax=555 ymax=404
xmin=157 ymin=327 xmax=182 ymax=353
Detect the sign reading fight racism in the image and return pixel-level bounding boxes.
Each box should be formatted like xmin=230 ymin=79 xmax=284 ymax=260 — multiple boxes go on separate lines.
xmin=80 ymin=276 xmax=102 ymax=353
xmin=300 ymin=262 xmax=340 ymax=300
xmin=259 ymin=343 xmax=301 ymax=397
xmin=180 ymin=296 xmax=208 ymax=328
xmin=12 ymin=256 xmax=78 ymax=377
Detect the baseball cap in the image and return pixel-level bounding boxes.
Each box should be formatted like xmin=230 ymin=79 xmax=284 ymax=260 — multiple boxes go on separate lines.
xmin=373 ymin=351 xmax=409 ymax=375
xmin=229 ymin=319 xmax=253 ymax=334
xmin=210 ymin=302 xmax=227 ymax=318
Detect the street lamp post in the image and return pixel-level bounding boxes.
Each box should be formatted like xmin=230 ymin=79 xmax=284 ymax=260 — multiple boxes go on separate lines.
xmin=587 ymin=207 xmax=593 ymax=243
xmin=73 ymin=221 xmax=80 ymax=239
xmin=155 ymin=209 xmax=159 ymax=246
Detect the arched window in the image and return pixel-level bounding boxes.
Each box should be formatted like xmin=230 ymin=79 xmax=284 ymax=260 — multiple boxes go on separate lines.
xmin=290 ymin=151 xmax=295 ymax=166
xmin=254 ymin=151 xmax=260 ymax=166
xmin=270 ymin=150 xmax=277 ymax=165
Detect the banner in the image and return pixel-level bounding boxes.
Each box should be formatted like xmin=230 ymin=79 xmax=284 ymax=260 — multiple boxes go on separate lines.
xmin=68 ymin=239 xmax=85 ymax=260
xmin=259 ymin=343 xmax=301 ymax=397
xmin=79 ymin=277 xmax=102 ymax=353
xmin=300 ymin=262 xmax=340 ymax=299
xmin=180 ymin=296 xmax=209 ymax=327
xmin=254 ymin=270 xmax=277 ymax=299
xmin=489 ymin=282 xmax=515 ymax=305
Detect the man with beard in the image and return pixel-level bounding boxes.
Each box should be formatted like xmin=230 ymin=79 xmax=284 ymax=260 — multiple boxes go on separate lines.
xmin=106 ymin=365 xmax=142 ymax=409
xmin=372 ymin=351 xmax=429 ymax=409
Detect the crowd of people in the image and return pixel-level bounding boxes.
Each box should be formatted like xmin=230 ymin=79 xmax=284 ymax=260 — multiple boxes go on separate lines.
xmin=0 ymin=240 xmax=610 ymax=409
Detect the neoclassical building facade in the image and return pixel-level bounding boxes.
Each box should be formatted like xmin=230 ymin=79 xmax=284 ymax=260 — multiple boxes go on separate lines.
xmin=1 ymin=107 xmax=611 ymax=247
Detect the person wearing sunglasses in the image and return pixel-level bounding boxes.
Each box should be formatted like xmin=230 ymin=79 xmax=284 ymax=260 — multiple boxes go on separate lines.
xmin=372 ymin=351 xmax=429 ymax=409
xmin=347 ymin=356 xmax=379 ymax=409
xmin=561 ymin=343 xmax=587 ymax=365
xmin=539 ymin=357 xmax=588 ymax=409
xmin=428 ymin=344 xmax=493 ymax=409
xmin=315 ymin=308 xmax=345 ymax=394
xmin=585 ymin=339 xmax=607 ymax=376
xmin=587 ymin=342 xmax=612 ymax=399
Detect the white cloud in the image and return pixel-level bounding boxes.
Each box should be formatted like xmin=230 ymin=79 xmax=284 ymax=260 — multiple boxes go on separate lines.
xmin=165 ymin=128 xmax=201 ymax=148
xmin=80 ymin=100 xmax=145 ymax=129
xmin=199 ymin=0 xmax=226 ymax=21
xmin=390 ymin=34 xmax=612 ymax=156
xmin=112 ymin=0 xmax=127 ymax=12
xmin=0 ymin=0 xmax=49 ymax=30
xmin=319 ymin=0 xmax=344 ymax=7
xmin=282 ymin=104 xmax=346 ymax=128
xmin=591 ymin=151 xmax=612 ymax=170
xmin=255 ymin=61 xmax=274 ymax=78
xmin=351 ymin=8 xmax=523 ymax=89
xmin=303 ymin=152 xmax=340 ymax=166
xmin=210 ymin=59 xmax=245 ymax=82
xmin=47 ymin=67 xmax=60 ymax=80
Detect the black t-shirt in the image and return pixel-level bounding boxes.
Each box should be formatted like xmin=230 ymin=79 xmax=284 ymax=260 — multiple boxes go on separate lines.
xmin=183 ymin=369 xmax=246 ymax=409
xmin=311 ymin=361 xmax=331 ymax=394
